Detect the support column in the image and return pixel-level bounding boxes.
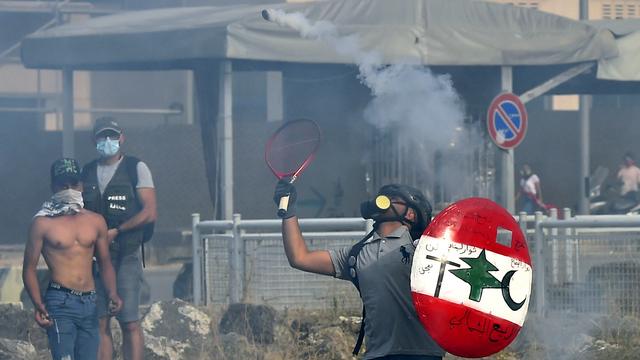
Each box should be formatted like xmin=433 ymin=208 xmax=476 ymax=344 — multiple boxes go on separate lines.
xmin=219 ymin=61 xmax=234 ymax=220
xmin=186 ymin=70 xmax=195 ymax=125
xmin=62 ymin=69 xmax=74 ymax=158
xmin=578 ymin=0 xmax=591 ymax=215
xmin=578 ymin=95 xmax=591 ymax=214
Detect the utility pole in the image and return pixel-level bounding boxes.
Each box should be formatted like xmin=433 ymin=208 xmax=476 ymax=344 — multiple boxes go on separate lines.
xmin=578 ymin=0 xmax=591 ymax=215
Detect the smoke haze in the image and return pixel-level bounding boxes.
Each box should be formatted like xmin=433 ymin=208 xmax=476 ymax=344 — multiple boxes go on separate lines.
xmin=265 ymin=9 xmax=482 ymax=202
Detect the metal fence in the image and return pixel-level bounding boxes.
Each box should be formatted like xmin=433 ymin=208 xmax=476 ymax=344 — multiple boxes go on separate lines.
xmin=192 ymin=211 xmax=640 ymax=317
xmin=191 ymin=214 xmax=372 ymax=310
xmin=532 ymin=211 xmax=640 ymax=318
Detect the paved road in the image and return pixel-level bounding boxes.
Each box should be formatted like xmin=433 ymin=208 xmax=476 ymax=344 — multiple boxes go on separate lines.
xmin=143 ymin=263 xmax=184 ymax=304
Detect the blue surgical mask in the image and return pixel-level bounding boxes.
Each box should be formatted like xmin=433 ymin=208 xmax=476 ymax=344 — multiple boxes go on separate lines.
xmin=96 ymin=138 xmax=120 ymax=157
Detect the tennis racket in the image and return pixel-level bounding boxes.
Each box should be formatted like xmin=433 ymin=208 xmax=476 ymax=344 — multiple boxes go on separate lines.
xmin=265 ymin=118 xmax=322 ymax=218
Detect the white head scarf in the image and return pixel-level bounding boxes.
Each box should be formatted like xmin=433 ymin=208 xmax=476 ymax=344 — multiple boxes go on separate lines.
xmin=34 ymin=189 xmax=84 ymax=218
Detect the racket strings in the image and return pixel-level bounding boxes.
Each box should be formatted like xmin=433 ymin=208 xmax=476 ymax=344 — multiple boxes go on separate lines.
xmin=270 ymin=137 xmax=320 ymax=152
xmin=266 ymin=119 xmax=321 ymax=178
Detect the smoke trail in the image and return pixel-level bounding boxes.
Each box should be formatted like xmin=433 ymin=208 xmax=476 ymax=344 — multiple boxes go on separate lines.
xmin=263 ymin=9 xmax=480 ymax=201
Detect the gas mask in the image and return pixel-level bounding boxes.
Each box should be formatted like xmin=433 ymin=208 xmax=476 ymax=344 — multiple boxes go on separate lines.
xmin=360 ymin=193 xmax=414 ymax=232
xmin=361 ymin=184 xmax=433 ymax=240
xmin=360 ymin=194 xmax=395 ymax=220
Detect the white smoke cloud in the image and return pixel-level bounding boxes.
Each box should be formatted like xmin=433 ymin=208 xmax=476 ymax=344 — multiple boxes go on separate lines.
xmin=264 ymin=9 xmax=482 ymax=202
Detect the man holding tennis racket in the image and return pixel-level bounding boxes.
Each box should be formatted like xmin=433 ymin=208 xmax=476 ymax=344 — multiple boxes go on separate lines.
xmin=274 ymin=181 xmax=445 ymax=360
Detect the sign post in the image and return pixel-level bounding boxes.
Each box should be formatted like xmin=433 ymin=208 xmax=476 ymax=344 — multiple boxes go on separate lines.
xmin=488 ymin=87 xmax=528 ymax=213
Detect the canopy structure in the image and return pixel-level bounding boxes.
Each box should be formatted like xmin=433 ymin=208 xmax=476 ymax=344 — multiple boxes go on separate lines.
xmin=18 ymin=0 xmax=640 ymax=219
xmin=21 ymin=0 xmax=621 ymax=70
xmin=592 ymin=19 xmax=640 ymax=81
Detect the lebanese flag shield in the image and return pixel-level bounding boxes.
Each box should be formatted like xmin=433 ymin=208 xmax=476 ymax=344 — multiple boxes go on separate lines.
xmin=411 ymin=198 xmax=532 ymax=358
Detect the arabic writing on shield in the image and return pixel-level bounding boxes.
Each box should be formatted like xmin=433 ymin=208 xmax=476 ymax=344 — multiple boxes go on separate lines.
xmin=424 ymin=241 xmax=479 ymax=256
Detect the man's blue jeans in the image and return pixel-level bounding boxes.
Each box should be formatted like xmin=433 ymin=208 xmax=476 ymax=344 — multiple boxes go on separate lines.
xmin=44 ymin=286 xmax=99 ymax=360
xmin=522 ymin=198 xmax=538 ymax=215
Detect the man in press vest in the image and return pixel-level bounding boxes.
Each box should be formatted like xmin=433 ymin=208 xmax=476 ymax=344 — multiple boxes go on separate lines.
xmin=81 ymin=117 xmax=157 ymax=360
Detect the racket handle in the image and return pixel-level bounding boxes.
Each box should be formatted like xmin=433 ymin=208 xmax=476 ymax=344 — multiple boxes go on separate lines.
xmin=277 ymin=195 xmax=290 ymax=218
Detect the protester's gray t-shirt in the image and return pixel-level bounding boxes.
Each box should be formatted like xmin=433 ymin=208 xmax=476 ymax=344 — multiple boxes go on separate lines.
xmin=97 ymin=157 xmax=154 ymax=195
xmin=329 ymin=226 xmax=445 ymax=359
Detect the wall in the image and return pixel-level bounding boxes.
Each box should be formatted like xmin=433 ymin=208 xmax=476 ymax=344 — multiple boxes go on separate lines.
xmin=0 ymin=118 xmax=214 ymax=245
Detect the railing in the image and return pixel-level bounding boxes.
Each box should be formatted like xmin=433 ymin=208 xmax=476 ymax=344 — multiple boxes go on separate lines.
xmin=192 ymin=214 xmax=373 ymax=309
xmin=192 ymin=211 xmax=640 ymax=317
xmin=533 ymin=210 xmax=640 ymax=318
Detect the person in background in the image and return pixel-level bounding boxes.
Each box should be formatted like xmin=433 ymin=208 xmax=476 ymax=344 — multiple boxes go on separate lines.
xmin=518 ymin=164 xmax=544 ymax=215
xmin=23 ymin=158 xmax=121 ymax=360
xmin=617 ymin=152 xmax=640 ymax=203
xmin=81 ymin=117 xmax=157 ymax=360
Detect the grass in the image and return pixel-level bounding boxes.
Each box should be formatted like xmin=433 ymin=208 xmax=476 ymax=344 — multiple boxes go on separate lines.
xmin=191 ymin=305 xmax=640 ymax=360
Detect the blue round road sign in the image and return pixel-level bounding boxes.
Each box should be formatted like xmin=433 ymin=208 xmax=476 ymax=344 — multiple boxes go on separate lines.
xmin=487 ymin=93 xmax=528 ymax=150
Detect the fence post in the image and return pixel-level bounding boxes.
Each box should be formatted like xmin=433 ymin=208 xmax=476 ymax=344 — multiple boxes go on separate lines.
xmin=563 ymin=208 xmax=573 ymax=282
xmin=229 ymin=213 xmax=243 ymax=303
xmin=549 ymin=208 xmax=558 ymax=285
xmin=534 ymin=211 xmax=545 ymax=316
xmin=204 ymin=237 xmax=210 ymax=305
xmin=518 ymin=211 xmax=527 ymax=237
xmin=192 ymin=213 xmax=202 ymax=306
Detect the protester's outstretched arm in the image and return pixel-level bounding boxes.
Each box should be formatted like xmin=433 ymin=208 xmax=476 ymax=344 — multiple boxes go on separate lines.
xmin=282 ymin=217 xmax=335 ymax=276
xmin=22 ymin=219 xmax=51 ymax=327
xmin=94 ymin=216 xmax=122 ymax=315
xmin=274 ymin=180 xmax=335 ymax=276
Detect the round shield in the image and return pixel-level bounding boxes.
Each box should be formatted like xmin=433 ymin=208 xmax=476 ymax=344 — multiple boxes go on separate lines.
xmin=411 ymin=198 xmax=532 ymax=358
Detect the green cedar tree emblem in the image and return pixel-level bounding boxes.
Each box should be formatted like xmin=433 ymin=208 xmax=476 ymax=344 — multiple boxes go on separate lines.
xmin=449 ymin=249 xmax=502 ymax=302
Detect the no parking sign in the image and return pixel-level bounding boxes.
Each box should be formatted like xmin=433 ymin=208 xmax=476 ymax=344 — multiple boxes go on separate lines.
xmin=487 ymin=93 xmax=527 ymax=150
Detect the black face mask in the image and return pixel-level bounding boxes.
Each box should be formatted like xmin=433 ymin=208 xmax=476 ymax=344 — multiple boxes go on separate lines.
xmin=360 ymin=195 xmax=391 ymax=220
xmin=360 ymin=194 xmax=412 ymax=226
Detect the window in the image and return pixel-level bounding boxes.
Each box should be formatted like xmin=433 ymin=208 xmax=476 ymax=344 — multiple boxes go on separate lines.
xmin=549 ymin=95 xmax=580 ymax=112
xmin=602 ymin=3 xmax=612 ymax=18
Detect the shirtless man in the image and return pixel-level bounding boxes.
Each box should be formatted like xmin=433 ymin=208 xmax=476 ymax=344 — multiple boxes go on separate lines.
xmin=22 ymin=158 xmax=122 ymax=360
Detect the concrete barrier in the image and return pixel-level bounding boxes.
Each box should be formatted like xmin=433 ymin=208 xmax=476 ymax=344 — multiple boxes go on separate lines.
xmin=0 ymin=267 xmax=25 ymax=303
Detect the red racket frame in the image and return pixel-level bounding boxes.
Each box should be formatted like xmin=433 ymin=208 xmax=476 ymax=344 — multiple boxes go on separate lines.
xmin=265 ymin=118 xmax=322 ymax=181
xmin=265 ymin=118 xmax=321 ymax=217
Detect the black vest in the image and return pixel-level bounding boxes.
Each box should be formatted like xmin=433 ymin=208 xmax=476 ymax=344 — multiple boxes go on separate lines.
xmin=82 ymin=156 xmax=144 ymax=257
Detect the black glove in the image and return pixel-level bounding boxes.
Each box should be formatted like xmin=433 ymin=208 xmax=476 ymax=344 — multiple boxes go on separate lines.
xmin=273 ymin=179 xmax=297 ymax=218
